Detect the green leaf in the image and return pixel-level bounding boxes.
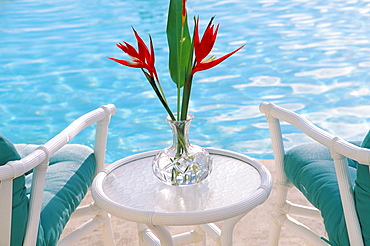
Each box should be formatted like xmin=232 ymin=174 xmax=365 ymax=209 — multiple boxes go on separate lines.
xmin=166 ymin=0 xmax=192 ymax=88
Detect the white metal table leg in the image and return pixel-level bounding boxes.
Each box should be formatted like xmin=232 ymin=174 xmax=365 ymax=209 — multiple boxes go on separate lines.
xmin=138 ymin=223 xmax=160 ymax=246
xmin=146 ymin=224 xmax=174 ymax=246
xmin=194 ymin=226 xmax=206 ymax=246
xmin=220 ymin=213 xmax=247 ymax=245
xmin=100 ymin=212 xmax=116 ymax=246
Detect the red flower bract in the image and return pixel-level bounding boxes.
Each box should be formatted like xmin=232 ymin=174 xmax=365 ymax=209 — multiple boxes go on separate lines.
xmin=182 ymin=0 xmax=187 ymax=26
xmin=108 ymin=28 xmax=158 ymax=80
xmin=192 ymin=17 xmax=244 ymax=75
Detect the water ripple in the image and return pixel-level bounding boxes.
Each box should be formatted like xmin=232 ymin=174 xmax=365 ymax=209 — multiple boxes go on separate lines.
xmin=1 ymin=0 xmax=370 ymax=161
xmin=295 ymin=67 xmax=356 ymax=78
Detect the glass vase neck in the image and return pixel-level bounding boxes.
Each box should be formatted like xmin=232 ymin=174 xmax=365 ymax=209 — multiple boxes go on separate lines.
xmin=166 ymin=113 xmax=193 ymax=148
xmin=166 ymin=113 xmax=194 ymax=123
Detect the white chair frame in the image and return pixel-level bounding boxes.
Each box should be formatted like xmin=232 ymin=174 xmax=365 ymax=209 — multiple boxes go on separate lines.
xmin=259 ymin=102 xmax=370 ymax=246
xmin=0 ymin=104 xmax=117 ymax=246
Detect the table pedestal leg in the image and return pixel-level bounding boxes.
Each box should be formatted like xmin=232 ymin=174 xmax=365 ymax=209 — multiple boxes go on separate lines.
xmin=136 ymin=212 xmax=248 ymax=245
xmin=138 ymin=223 xmax=174 ymax=246
xmin=148 ymin=224 xmax=174 ymax=246
xmin=220 ymin=213 xmax=247 ymax=245
xmin=194 ymin=226 xmax=206 ymax=246
xmin=138 ymin=223 xmax=160 ymax=246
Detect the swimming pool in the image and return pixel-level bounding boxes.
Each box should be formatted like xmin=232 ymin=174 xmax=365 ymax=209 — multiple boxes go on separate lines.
xmin=1 ymin=0 xmax=370 ymax=163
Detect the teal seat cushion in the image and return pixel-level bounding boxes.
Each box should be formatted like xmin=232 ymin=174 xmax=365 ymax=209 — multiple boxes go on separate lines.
xmin=0 ymin=134 xmax=29 ymax=246
xmin=284 ymin=142 xmax=359 ymax=246
xmin=15 ymin=143 xmax=96 ymax=246
xmin=354 ymin=130 xmax=370 ymax=245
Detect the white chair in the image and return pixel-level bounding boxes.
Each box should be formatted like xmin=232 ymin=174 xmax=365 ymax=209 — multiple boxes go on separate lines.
xmin=260 ymin=102 xmax=370 ymax=246
xmin=0 ymin=104 xmax=117 ymax=246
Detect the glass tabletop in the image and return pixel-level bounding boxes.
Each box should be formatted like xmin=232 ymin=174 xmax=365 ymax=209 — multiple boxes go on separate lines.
xmin=102 ymin=150 xmax=262 ymax=213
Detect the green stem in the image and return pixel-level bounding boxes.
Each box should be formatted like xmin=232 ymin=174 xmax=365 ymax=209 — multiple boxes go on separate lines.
xmin=172 ymin=120 xmax=188 ymax=160
xmin=177 ymin=85 xmax=181 ymax=121
xmin=157 ymin=78 xmax=169 ymax=105
xmin=180 ymin=73 xmax=194 ymax=121
xmin=176 ymin=124 xmax=187 ymax=155
xmin=142 ymin=70 xmax=176 ymax=121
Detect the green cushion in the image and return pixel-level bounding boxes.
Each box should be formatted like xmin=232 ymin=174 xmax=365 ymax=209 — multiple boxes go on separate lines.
xmin=0 ymin=134 xmax=29 ymax=246
xmin=284 ymin=142 xmax=359 ymax=246
xmin=354 ymin=130 xmax=370 ymax=245
xmin=15 ymin=144 xmax=96 ymax=246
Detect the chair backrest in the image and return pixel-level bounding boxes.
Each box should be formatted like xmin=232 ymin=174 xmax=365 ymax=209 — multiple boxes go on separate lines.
xmin=0 ymin=104 xmax=116 ymax=246
xmin=260 ymin=102 xmax=370 ymax=246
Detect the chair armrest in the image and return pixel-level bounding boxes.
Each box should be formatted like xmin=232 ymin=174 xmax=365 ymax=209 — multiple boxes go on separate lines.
xmin=0 ymin=104 xmax=116 ymax=180
xmin=259 ymin=102 xmax=370 ymax=165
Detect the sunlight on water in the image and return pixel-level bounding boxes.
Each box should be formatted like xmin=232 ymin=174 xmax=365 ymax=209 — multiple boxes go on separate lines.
xmin=1 ymin=0 xmax=370 ymax=162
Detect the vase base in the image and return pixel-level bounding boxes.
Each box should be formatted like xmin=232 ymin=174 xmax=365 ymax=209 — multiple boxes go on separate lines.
xmin=152 ymin=147 xmax=213 ymax=186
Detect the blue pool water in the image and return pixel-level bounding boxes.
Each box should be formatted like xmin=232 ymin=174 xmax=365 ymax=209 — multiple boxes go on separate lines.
xmin=1 ymin=0 xmax=370 ymax=163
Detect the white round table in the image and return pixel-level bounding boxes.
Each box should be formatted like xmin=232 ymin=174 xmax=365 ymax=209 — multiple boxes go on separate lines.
xmin=92 ymin=148 xmax=272 ymax=245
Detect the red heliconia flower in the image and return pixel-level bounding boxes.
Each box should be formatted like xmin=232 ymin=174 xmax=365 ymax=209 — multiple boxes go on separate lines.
xmin=108 ymin=28 xmax=158 ymax=81
xmin=192 ymin=17 xmax=244 ymax=74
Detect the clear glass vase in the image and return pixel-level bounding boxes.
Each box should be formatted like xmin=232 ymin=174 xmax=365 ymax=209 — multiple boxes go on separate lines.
xmin=152 ymin=114 xmax=212 ymax=186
